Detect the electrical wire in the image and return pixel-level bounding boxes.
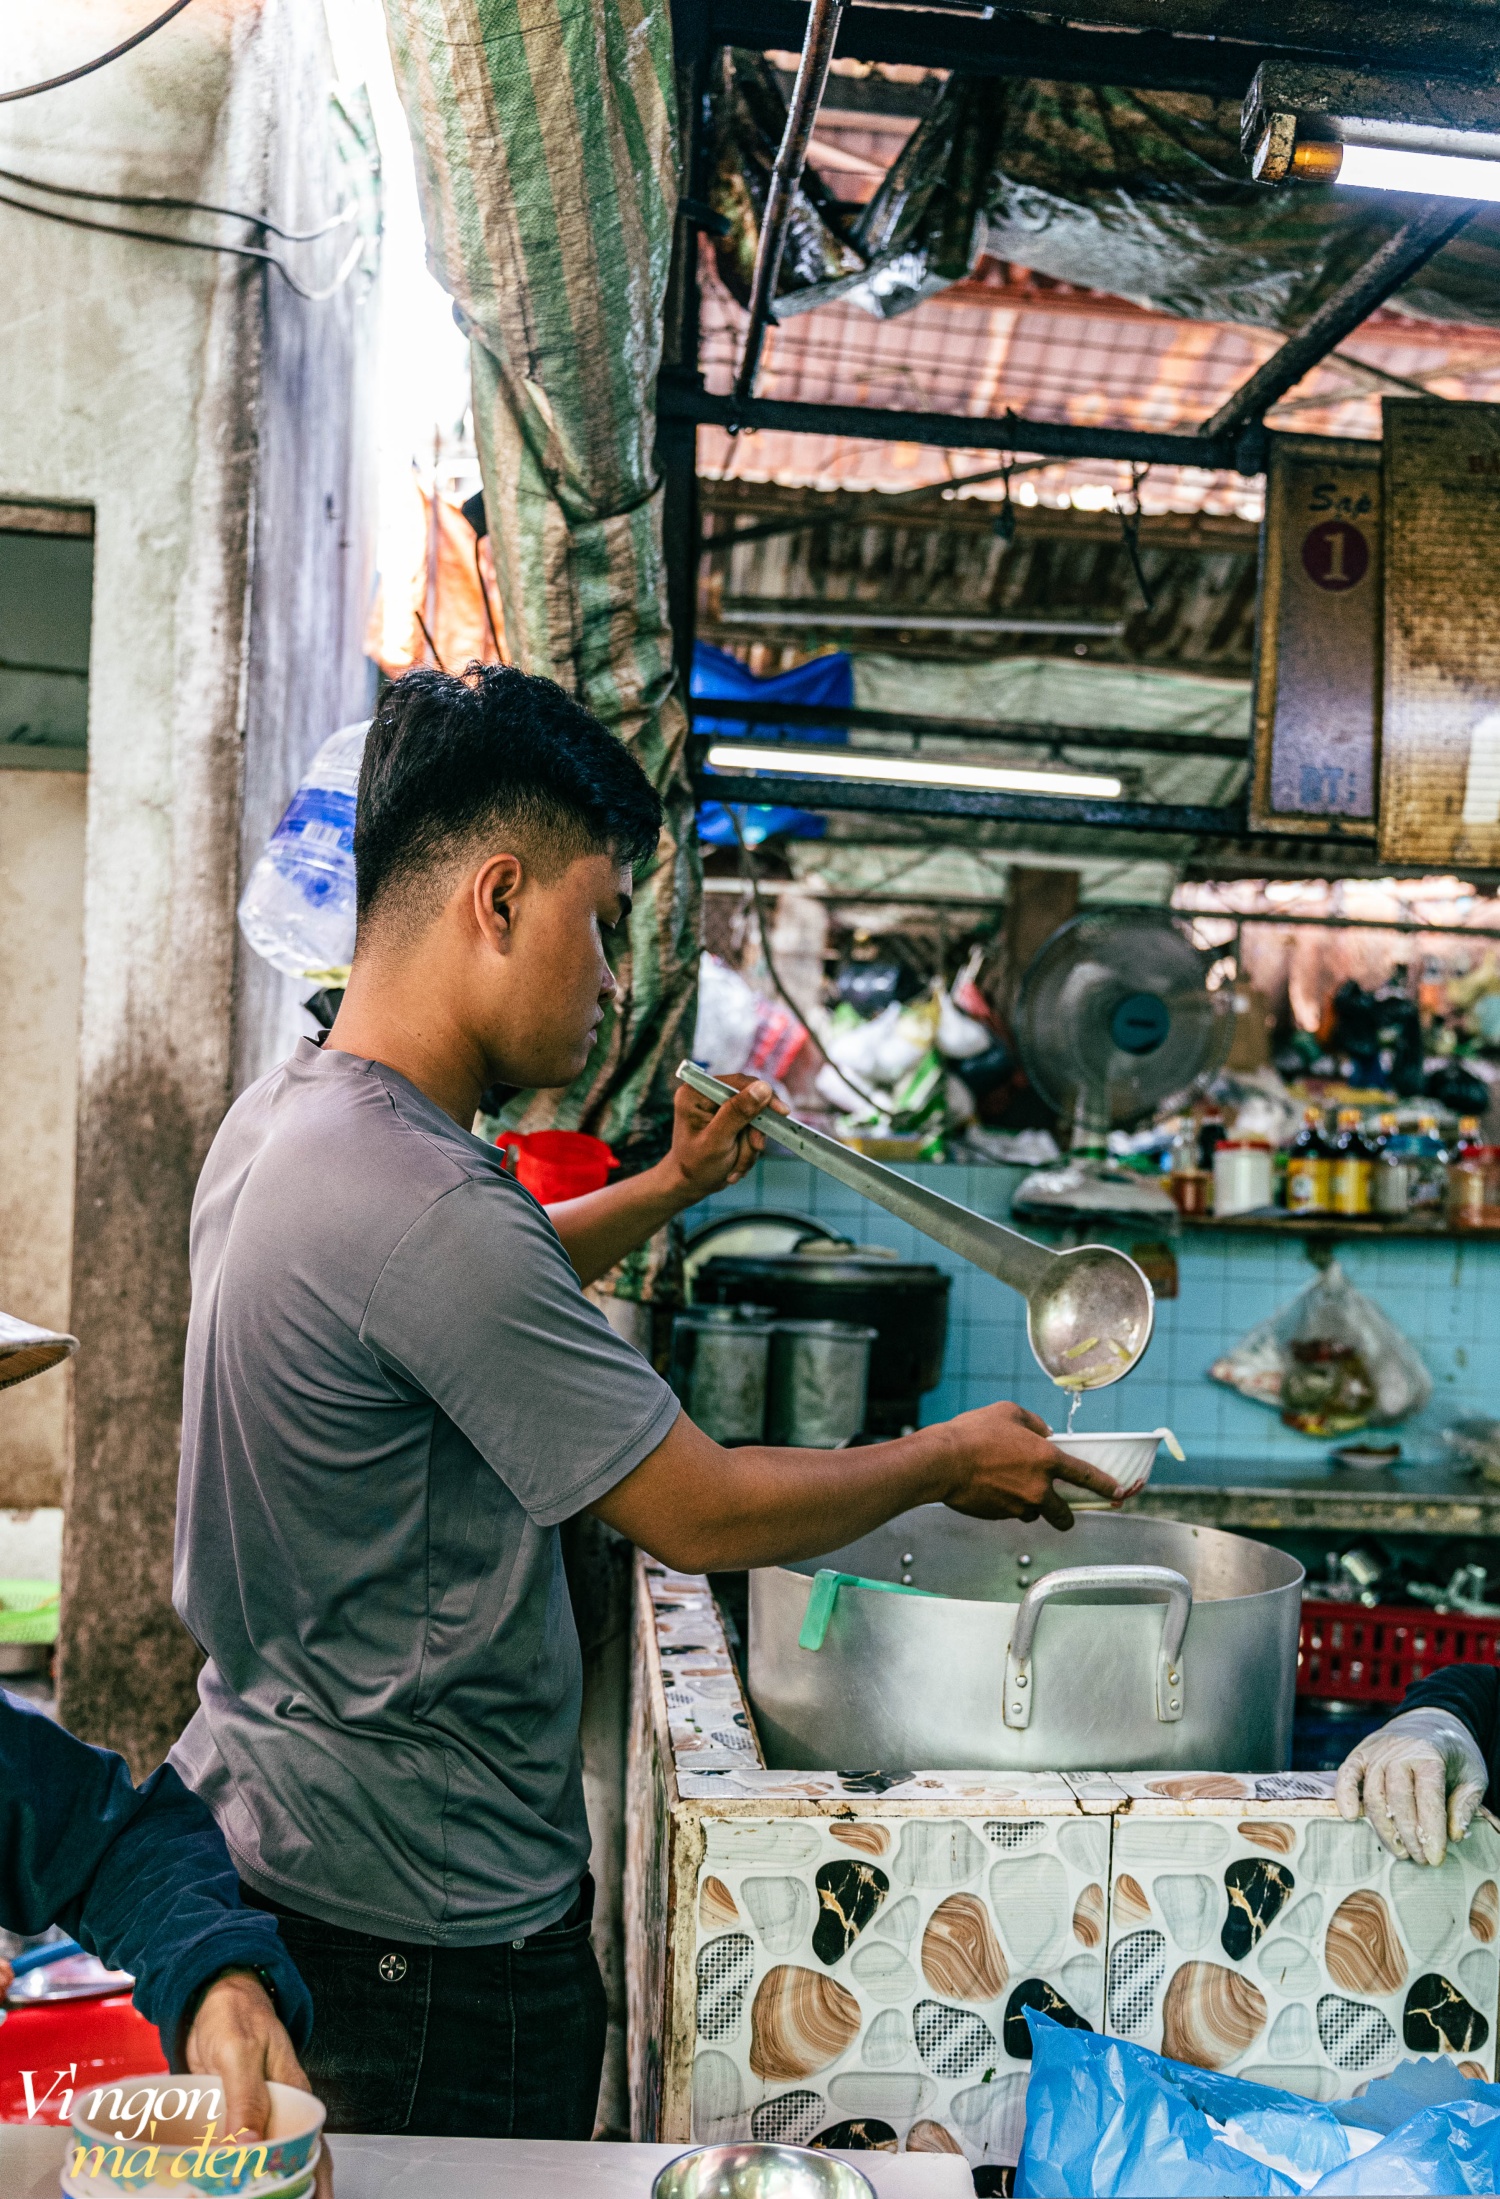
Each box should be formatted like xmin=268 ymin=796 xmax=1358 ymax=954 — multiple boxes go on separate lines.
xmin=723 ymin=802 xmax=889 ymax=1117
xmin=1 ymin=0 xmax=195 ymax=104
xmin=0 ymin=190 xmax=364 ymax=301
xmin=0 ymin=163 xmax=354 ymax=244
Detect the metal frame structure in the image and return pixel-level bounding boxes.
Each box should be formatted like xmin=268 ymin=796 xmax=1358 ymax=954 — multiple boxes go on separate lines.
xmin=689 ymin=698 xmax=1249 ymax=762
xmin=661 ymin=0 xmax=1496 ymax=862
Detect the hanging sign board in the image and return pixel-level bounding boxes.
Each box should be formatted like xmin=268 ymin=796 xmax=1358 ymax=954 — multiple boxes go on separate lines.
xmin=1380 ymin=398 xmax=1500 ymax=868
xmin=1250 ymin=435 xmax=1381 ymax=837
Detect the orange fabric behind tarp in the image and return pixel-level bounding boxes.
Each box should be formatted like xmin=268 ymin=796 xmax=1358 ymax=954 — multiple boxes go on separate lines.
xmin=366 ymin=481 xmax=508 ymax=677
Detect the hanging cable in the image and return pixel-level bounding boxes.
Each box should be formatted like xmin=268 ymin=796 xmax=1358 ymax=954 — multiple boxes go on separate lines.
xmin=0 ymin=163 xmax=353 ymax=244
xmin=1115 ymin=464 xmax=1155 ymax=611
xmin=991 ymin=457 xmax=1017 ymax=546
xmin=1 ymin=0 xmax=195 ymax=104
xmin=0 ymin=189 xmax=363 ymax=301
xmin=724 ymin=803 xmax=889 ymax=1117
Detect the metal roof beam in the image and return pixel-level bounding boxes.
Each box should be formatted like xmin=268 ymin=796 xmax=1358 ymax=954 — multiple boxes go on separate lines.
xmin=660 ymin=377 xmax=1251 ymax=470
xmin=696 ymin=763 xmax=1246 ymax=835
xmin=960 ymin=3 xmax=1499 ymax=79
xmin=734 ymin=0 xmax=845 ymax=405
xmin=1201 ymin=200 xmax=1482 ymax=441
xmin=709 ymin=0 xmax=1264 ymax=96
xmin=702 ymin=0 xmax=1500 ymax=93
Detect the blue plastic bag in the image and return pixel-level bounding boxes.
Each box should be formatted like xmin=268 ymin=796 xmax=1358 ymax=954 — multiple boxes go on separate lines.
xmin=1014 ymin=2015 xmax=1500 ymax=2197
xmin=1309 ymin=2099 xmax=1500 ymax=2193
xmin=1014 ymin=2016 xmax=1349 ymax=2195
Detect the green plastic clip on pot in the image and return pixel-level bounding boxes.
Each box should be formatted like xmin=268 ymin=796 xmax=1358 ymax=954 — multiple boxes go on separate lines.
xmin=798 ymin=1568 xmax=934 ymax=1652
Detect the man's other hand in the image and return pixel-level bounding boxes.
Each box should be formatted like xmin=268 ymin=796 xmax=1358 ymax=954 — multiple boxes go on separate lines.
xmin=185 ymin=1970 xmax=331 ymax=2194
xmin=936 ymin=1401 xmax=1123 ymax=1532
xmin=663 ymin=1074 xmax=784 ymax=1204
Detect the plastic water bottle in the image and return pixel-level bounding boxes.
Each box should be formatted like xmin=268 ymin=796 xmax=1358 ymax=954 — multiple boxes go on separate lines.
xmin=237 ymin=720 xmax=369 ymax=980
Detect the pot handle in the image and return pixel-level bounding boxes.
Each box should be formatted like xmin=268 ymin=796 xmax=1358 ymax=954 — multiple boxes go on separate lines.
xmin=1002 ymin=1563 xmax=1192 ymax=1731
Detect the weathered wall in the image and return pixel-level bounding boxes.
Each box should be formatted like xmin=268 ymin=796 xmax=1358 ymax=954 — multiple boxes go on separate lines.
xmin=0 ymin=771 xmax=86 ymax=1506
xmin=233 ymin=74 xmax=378 ymax=1093
xmin=0 ymin=2 xmax=375 ymax=1768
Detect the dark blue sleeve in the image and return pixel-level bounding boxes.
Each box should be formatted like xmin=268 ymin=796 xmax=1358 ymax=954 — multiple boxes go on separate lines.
xmin=1397 ymin=1664 xmax=1500 ymax=1813
xmin=0 ymin=1690 xmax=312 ymax=2064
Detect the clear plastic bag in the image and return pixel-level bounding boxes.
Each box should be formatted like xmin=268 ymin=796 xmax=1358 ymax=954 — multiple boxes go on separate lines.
xmin=1208 ymin=1260 xmax=1431 ymax=1435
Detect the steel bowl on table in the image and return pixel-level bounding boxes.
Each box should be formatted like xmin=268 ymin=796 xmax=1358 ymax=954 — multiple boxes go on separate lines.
xmin=652 ymin=2143 xmax=875 ymax=2199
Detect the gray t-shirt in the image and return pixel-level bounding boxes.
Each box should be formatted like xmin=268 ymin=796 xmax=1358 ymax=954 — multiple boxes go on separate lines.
xmin=169 ymin=1038 xmax=678 ymax=1945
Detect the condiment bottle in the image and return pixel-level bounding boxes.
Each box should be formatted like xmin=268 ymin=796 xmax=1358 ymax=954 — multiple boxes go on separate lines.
xmin=1371 ymin=1112 xmax=1410 ymax=1218
xmin=1408 ymin=1114 xmax=1449 ymax=1212
xmin=1196 ymin=1107 xmax=1226 ymax=1173
xmin=1455 ymin=1115 xmax=1484 ymax=1160
xmin=1331 ymin=1108 xmax=1374 ymax=1216
xmin=1285 ymin=1107 xmax=1332 ymax=1215
xmin=1449 ymin=1143 xmax=1500 ymax=1229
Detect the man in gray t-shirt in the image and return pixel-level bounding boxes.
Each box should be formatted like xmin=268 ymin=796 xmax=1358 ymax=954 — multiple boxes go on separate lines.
xmin=172 ymin=664 xmax=1114 ymax=2141
xmin=172 ymin=1037 xmax=679 ymax=1947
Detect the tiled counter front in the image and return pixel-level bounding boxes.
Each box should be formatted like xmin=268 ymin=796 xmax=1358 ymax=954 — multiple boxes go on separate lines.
xmin=624 ymin=1558 xmax=1500 ymax=2174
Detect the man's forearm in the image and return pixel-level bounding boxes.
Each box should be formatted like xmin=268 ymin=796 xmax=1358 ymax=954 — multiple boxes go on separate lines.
xmin=546 ymin=1160 xmax=692 ymax=1286
xmin=592 ymin=1413 xmax=956 ymax=1572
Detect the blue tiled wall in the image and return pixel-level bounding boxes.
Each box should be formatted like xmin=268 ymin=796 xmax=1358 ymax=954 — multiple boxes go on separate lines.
xmin=691 ymin=1157 xmax=1498 ymax=1465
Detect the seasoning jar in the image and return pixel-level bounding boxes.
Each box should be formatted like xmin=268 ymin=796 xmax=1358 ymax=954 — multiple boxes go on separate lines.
xmin=1407 ymin=1115 xmax=1450 ymax=1213
xmin=1372 ymin=1116 xmax=1411 ymax=1218
xmin=1330 ymin=1108 xmax=1375 ymax=1217
xmin=1449 ymin=1145 xmax=1500 ymax=1230
xmin=1213 ymin=1138 xmax=1274 ymax=1218
xmin=1285 ymin=1107 xmax=1332 ymax=1215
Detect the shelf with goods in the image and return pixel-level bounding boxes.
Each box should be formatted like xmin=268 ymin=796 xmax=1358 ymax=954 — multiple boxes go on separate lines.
xmin=1176 ymin=1211 xmax=1497 ymax=1240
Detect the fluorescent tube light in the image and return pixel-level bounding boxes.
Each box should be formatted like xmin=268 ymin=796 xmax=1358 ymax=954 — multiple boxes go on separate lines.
xmin=1336 ymin=142 xmax=1500 ymax=202
xmin=705 ymin=744 xmax=1123 ymax=800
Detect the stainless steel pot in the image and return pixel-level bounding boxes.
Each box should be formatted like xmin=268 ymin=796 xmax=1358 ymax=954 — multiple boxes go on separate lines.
xmin=749 ymin=1507 xmax=1304 ymax=1773
xmin=766 ymin=1319 xmax=876 ymax=1448
xmin=669 ymin=1309 xmax=776 ymax=1442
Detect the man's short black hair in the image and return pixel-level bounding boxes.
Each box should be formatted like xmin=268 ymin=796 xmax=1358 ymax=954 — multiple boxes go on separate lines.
xmin=354 ymin=663 xmax=663 ymax=929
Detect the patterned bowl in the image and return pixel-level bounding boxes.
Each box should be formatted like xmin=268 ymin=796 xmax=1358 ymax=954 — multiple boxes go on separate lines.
xmin=67 ymin=2075 xmax=324 ymax=2194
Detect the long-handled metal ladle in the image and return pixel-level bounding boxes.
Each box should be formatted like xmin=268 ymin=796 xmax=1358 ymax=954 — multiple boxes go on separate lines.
xmin=677 ymin=1060 xmax=1154 ymax=1390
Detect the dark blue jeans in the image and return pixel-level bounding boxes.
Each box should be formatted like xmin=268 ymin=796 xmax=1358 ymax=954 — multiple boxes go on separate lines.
xmin=241 ymin=1878 xmax=606 ymax=2139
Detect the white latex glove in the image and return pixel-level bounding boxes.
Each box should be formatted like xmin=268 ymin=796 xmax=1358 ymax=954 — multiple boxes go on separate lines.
xmin=1335 ymin=1707 xmax=1488 ymax=1866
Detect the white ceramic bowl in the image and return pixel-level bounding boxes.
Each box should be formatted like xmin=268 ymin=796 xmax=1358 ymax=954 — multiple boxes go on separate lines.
xmin=1051 ymin=1426 xmax=1183 ymax=1499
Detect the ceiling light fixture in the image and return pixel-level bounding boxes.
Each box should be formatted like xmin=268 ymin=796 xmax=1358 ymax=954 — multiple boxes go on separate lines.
xmin=705 ymin=744 xmax=1123 ymax=801
xmin=1244 ymin=62 xmax=1500 ymax=197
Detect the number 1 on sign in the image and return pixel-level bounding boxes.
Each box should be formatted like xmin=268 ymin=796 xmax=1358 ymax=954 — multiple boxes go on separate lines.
xmin=1300 ymin=518 xmax=1370 ymax=593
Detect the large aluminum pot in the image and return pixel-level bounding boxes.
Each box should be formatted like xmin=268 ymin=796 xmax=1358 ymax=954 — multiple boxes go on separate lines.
xmin=749 ymin=1507 xmax=1303 ymax=1773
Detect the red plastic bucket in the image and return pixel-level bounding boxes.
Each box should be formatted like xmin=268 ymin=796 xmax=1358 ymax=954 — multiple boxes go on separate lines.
xmin=496 ymin=1129 xmax=619 ymax=1203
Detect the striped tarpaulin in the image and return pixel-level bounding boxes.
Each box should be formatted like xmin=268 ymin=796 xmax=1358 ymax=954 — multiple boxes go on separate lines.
xmin=383 ymin=0 xmax=701 ymax=1292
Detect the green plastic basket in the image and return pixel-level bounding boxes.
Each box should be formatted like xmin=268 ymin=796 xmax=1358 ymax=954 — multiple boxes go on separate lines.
xmin=0 ymin=1580 xmax=60 ymax=1646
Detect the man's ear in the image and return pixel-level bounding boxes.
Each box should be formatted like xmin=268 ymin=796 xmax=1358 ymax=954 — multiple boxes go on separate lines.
xmin=472 ymin=851 xmax=525 ymax=950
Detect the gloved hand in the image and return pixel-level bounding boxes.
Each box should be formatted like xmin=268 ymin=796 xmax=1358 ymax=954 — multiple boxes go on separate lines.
xmin=1335 ymin=1707 xmax=1488 ymax=1866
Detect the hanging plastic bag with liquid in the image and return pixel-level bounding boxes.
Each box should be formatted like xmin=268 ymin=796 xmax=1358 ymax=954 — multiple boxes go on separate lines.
xmin=1209 ymin=1260 xmax=1431 ymax=1436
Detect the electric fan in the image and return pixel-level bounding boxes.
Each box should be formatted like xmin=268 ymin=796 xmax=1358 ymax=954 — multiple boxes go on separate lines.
xmin=1011 ymin=907 xmax=1234 ymax=1220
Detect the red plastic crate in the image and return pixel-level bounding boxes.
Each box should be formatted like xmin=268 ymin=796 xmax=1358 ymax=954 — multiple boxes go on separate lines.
xmin=1299 ymin=1597 xmax=1500 ymax=1704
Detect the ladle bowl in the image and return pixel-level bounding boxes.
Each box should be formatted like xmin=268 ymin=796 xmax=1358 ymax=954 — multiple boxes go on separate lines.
xmin=1029 ymin=1241 xmax=1155 ymax=1392
xmin=677 ymin=1062 xmax=1154 ymax=1388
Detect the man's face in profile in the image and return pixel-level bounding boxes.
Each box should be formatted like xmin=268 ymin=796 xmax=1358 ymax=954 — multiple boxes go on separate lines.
xmin=478 ymin=849 xmax=633 ymax=1091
